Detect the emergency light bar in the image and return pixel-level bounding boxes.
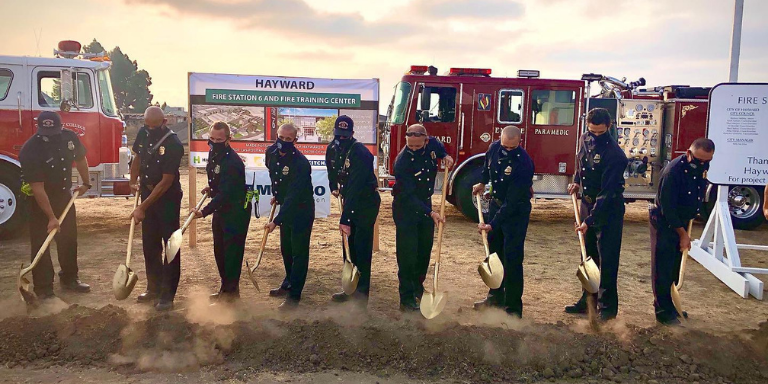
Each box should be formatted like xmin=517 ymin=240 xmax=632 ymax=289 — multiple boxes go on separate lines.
xmin=409 ymin=65 xmax=429 ymax=75
xmin=517 ymin=70 xmax=540 ymax=78
xmin=449 ymin=67 xmax=492 ymax=76
xmin=581 ymin=73 xmax=604 ymax=82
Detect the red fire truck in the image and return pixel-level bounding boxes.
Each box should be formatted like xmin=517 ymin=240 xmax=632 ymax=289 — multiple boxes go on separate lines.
xmin=382 ymin=66 xmax=765 ymax=230
xmin=0 ymin=41 xmax=131 ymax=237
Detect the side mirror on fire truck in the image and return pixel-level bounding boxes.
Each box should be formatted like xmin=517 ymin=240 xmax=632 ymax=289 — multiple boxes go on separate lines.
xmin=58 ymin=68 xmax=79 ymax=112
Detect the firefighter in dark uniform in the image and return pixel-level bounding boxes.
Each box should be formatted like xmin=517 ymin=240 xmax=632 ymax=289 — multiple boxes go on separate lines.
xmin=129 ymin=106 xmax=184 ymax=312
xmin=565 ymin=108 xmax=629 ymax=321
xmin=392 ymin=124 xmax=454 ymax=311
xmin=471 ymin=126 xmax=534 ymax=318
xmin=649 ymin=138 xmax=714 ymax=325
xmin=264 ymin=123 xmax=315 ymax=310
xmin=325 ymin=115 xmax=381 ymax=305
xmin=191 ymin=122 xmax=251 ymax=303
xmin=19 ymin=111 xmax=92 ymax=299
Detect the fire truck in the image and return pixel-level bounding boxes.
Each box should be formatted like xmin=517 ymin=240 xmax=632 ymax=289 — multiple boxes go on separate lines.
xmin=381 ymin=66 xmax=766 ymax=230
xmin=0 ymin=41 xmax=131 ymax=237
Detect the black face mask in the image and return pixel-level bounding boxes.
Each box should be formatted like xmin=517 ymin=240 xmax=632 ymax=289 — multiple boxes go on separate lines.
xmin=688 ymin=152 xmax=710 ymax=174
xmin=208 ymin=139 xmax=226 ymax=155
xmin=406 ymin=146 xmax=426 ymax=156
xmin=335 ymin=136 xmax=353 ymax=149
xmin=276 ymin=138 xmax=294 ymax=153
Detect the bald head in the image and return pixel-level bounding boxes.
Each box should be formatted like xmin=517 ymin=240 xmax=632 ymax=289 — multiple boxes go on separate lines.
xmin=144 ymin=106 xmax=166 ymax=129
xmin=278 ymin=123 xmax=298 ymax=142
xmin=405 ymin=124 xmax=429 ymax=151
xmin=500 ymin=126 xmax=521 ymax=150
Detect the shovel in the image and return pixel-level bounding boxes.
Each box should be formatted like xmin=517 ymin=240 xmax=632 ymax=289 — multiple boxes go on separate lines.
xmin=671 ymin=220 xmax=694 ymax=319
xmin=165 ymin=192 xmax=208 ymax=263
xmin=245 ymin=201 xmax=277 ymax=291
xmin=338 ymin=195 xmax=360 ymax=295
xmin=421 ymin=167 xmax=450 ymax=319
xmin=113 ymin=192 xmax=140 ymax=300
xmin=18 ymin=190 xmax=80 ymax=304
xmin=572 ymin=194 xmax=600 ymax=294
xmin=476 ymin=193 xmax=504 ymax=289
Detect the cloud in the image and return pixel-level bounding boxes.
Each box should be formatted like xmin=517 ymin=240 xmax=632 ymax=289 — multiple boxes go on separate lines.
xmin=409 ymin=0 xmax=524 ymax=20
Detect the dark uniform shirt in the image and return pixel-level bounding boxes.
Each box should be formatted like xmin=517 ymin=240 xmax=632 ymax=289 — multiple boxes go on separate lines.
xmin=652 ymin=155 xmax=708 ymax=229
xmin=201 ymin=147 xmax=246 ymax=217
xmin=132 ymin=126 xmax=184 ymax=195
xmin=392 ymin=137 xmax=447 ymax=217
xmin=265 ymin=143 xmax=314 ymax=226
xmin=573 ymin=132 xmax=628 ymax=227
xmin=481 ymin=141 xmax=535 ymax=229
xmin=20 ymin=129 xmax=86 ymax=196
xmin=325 ymin=138 xmax=378 ymax=225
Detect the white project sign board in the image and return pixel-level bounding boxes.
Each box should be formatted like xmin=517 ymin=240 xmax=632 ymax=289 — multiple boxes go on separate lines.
xmin=707 ymin=83 xmax=768 ymax=186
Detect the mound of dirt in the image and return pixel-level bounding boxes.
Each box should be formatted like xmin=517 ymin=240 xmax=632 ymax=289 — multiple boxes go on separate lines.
xmin=1 ymin=305 xmax=767 ymax=383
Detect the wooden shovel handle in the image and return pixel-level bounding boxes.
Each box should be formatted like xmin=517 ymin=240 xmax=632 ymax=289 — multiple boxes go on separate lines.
xmin=126 ymin=192 xmax=140 ymax=267
xmin=180 ymin=192 xmax=209 ymax=233
xmin=433 ymin=167 xmax=450 ymax=265
xmin=22 ymin=191 xmax=80 ymax=276
xmin=675 ymin=220 xmax=694 ymax=290
xmin=335 ymin=195 xmax=353 ymax=264
xmin=571 ymin=194 xmax=589 ymax=264
xmin=259 ymin=202 xmax=278 ymax=256
xmin=475 ymin=193 xmax=490 ymax=257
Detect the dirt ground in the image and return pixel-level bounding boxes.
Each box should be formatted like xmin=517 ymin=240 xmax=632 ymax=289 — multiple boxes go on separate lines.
xmin=1 ymin=169 xmax=768 ymax=383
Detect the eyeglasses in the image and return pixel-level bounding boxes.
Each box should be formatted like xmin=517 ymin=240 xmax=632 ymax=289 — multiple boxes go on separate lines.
xmin=405 ymin=132 xmax=426 ymax=137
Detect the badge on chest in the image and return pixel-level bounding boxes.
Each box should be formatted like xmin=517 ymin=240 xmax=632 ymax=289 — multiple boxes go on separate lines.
xmin=504 ymin=166 xmax=512 ymax=176
xmin=67 ymin=141 xmax=74 ymax=151
xmin=431 ymin=151 xmax=436 ymax=160
xmin=593 ymin=154 xmax=601 ymax=164
xmin=159 ymin=146 xmax=165 ymax=156
xmin=344 ymin=158 xmax=350 ymax=168
xmin=282 ymin=166 xmax=289 ymax=175
xmin=214 ymin=164 xmax=221 ymax=174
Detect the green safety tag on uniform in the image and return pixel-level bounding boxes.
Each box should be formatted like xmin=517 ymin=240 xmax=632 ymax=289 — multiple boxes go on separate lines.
xmin=21 ymin=182 xmax=33 ymax=197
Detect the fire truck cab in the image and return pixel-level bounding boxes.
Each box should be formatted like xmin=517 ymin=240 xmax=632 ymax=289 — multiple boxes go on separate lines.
xmin=382 ymin=66 xmax=765 ymax=230
xmin=0 ymin=41 xmax=131 ymax=237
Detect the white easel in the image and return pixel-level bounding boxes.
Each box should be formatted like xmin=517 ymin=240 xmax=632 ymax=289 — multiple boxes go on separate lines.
xmin=688 ymin=1 xmax=768 ymax=299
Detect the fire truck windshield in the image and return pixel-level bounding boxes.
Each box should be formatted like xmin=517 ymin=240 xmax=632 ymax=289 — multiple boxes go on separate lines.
xmin=97 ymin=70 xmax=118 ymax=117
xmin=388 ymin=81 xmax=411 ymax=125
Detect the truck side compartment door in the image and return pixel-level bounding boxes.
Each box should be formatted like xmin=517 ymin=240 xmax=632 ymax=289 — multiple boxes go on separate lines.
xmin=0 ymin=64 xmax=31 ymax=158
xmin=525 ymin=87 xmax=581 ymax=175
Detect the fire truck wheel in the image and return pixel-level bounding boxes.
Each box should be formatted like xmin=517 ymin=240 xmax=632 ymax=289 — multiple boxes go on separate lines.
xmin=0 ymin=163 xmax=26 ymax=239
xmin=727 ymin=185 xmax=765 ymax=230
xmin=455 ymin=164 xmax=487 ymax=222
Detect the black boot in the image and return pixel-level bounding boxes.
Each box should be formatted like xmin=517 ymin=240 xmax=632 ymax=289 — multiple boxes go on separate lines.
xmin=331 ymin=291 xmax=349 ymax=303
xmin=269 ymin=286 xmax=290 ymax=297
xmin=399 ymin=298 xmax=419 ymax=312
xmin=155 ymin=300 xmax=174 ymax=312
xmin=60 ymin=279 xmax=91 ymax=293
xmin=278 ymin=297 xmax=300 ymax=311
xmin=137 ymin=291 xmax=159 ymax=304
xmin=473 ymin=296 xmax=501 ymax=310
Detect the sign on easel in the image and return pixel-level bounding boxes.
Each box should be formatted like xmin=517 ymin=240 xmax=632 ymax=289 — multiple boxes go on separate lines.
xmin=689 ymin=83 xmax=768 ymax=299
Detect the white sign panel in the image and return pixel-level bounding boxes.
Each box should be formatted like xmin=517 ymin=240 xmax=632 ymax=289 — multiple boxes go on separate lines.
xmin=246 ymin=170 xmax=331 ymax=219
xmin=707 ymin=83 xmax=768 ymax=186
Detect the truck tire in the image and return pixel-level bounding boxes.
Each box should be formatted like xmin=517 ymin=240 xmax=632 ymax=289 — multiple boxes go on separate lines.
xmin=455 ymin=164 xmax=488 ymax=222
xmin=727 ymin=185 xmax=765 ymax=230
xmin=0 ymin=163 xmax=26 ymax=239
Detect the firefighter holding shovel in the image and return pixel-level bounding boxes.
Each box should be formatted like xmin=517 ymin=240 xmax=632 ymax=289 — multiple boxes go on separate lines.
xmin=264 ymin=123 xmax=315 ymax=310
xmin=565 ymin=108 xmax=628 ymax=322
xmin=326 ymin=115 xmax=380 ymax=307
xmin=472 ymin=126 xmax=534 ymax=318
xmin=129 ymin=106 xmax=184 ymax=312
xmin=391 ymin=124 xmax=454 ymax=312
xmin=649 ymin=138 xmax=714 ymax=326
xmin=19 ymin=111 xmax=91 ymax=300
xmin=190 ymin=122 xmax=251 ymax=304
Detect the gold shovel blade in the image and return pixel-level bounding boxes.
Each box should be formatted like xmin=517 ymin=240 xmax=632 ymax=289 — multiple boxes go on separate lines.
xmin=245 ymin=260 xmax=260 ymax=292
xmin=576 ymin=257 xmax=601 ymax=294
xmin=478 ymin=252 xmax=504 ymax=289
xmin=165 ymin=231 xmax=183 ymax=263
xmin=18 ymin=264 xmax=36 ymax=304
xmin=670 ymin=284 xmax=685 ymax=319
xmin=420 ymin=291 xmax=446 ymax=319
xmin=341 ymin=261 xmax=360 ymax=295
xmin=113 ymin=264 xmax=138 ymax=300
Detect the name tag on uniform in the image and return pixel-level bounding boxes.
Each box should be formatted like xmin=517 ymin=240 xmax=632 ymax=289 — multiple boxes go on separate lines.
xmin=415 ymin=171 xmax=422 ymax=177
xmin=46 ymin=158 xmax=54 ymax=163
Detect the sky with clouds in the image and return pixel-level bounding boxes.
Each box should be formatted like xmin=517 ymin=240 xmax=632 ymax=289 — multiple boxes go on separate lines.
xmin=1 ymin=0 xmax=766 ymax=112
